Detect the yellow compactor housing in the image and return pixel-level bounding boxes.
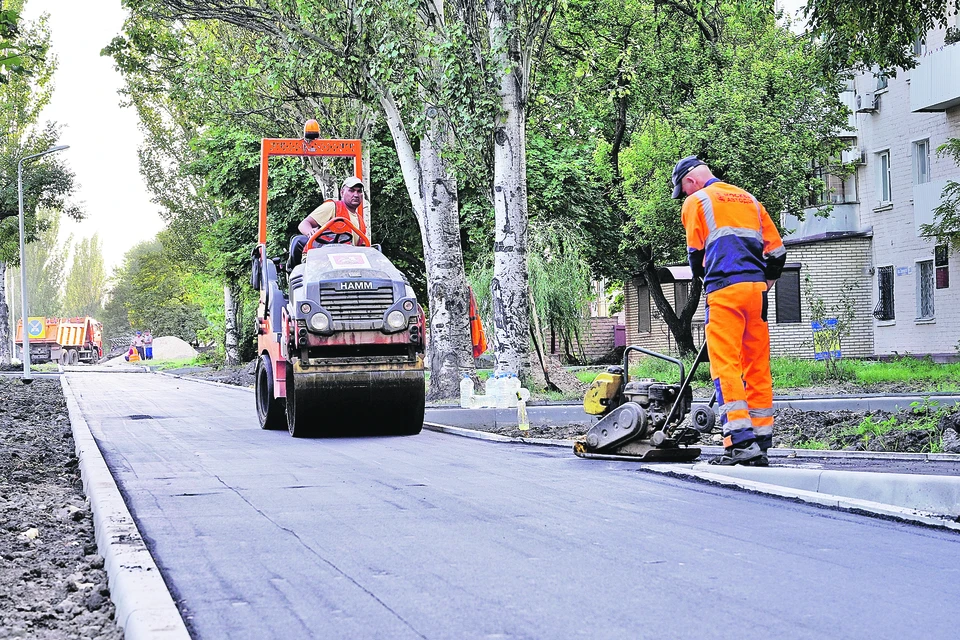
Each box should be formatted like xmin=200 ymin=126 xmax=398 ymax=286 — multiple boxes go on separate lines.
xmin=583 ymin=369 xmax=624 ymax=415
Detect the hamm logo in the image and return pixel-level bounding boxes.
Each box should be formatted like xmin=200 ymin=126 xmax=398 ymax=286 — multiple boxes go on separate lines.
xmin=338 ymin=281 xmax=374 ymax=291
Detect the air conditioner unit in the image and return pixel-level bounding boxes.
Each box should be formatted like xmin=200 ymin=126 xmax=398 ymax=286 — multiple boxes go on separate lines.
xmin=841 ymin=147 xmax=866 ymax=165
xmin=855 ymin=92 xmax=877 ymax=112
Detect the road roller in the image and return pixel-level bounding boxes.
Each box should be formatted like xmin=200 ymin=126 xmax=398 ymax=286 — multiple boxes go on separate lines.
xmin=574 ymin=342 xmax=717 ymax=461
xmin=250 ymin=124 xmax=426 ymax=437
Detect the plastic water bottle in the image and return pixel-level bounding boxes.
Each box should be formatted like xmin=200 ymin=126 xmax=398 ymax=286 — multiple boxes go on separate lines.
xmin=459 ymin=374 xmax=474 ymax=409
xmin=517 ymin=396 xmax=529 ymax=431
xmin=493 ymin=373 xmax=511 ymax=409
xmin=481 ymin=374 xmax=497 ymax=409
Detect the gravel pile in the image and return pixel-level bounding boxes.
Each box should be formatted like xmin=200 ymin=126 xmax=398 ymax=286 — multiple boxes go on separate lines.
xmin=0 ymin=378 xmax=122 ymax=639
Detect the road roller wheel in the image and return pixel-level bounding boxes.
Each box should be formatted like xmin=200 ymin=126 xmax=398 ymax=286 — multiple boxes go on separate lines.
xmin=393 ymin=382 xmax=425 ymax=435
xmin=286 ymin=366 xmax=318 ymax=438
xmin=255 ymin=354 xmax=287 ymax=430
xmin=285 ymin=366 xmax=425 ymax=438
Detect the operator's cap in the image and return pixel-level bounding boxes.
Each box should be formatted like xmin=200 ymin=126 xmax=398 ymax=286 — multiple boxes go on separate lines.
xmin=671 ymin=156 xmax=705 ymax=199
xmin=341 ymin=176 xmax=364 ymax=192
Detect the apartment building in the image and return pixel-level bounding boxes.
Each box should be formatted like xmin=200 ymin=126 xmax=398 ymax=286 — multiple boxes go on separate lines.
xmin=846 ymin=23 xmax=960 ymax=358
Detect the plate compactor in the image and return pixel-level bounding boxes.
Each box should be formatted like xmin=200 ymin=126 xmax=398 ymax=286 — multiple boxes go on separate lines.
xmin=575 ymin=343 xmax=717 ymax=462
xmin=251 ymin=124 xmax=425 ymax=437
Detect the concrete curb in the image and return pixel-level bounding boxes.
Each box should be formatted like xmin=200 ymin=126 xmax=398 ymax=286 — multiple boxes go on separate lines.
xmin=641 ymin=465 xmax=960 ymax=532
xmin=423 ymin=422 xmax=570 ymax=448
xmin=152 ymin=369 xmax=253 ymax=392
xmin=60 ymin=376 xmax=191 ymax=639
xmin=689 ymin=463 xmax=960 ymax=519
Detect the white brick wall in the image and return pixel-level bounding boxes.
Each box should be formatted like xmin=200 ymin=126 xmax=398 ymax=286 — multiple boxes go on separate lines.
xmin=854 ymin=24 xmax=960 ymax=356
xmin=624 ymin=235 xmax=874 ymax=361
xmin=769 ymin=236 xmax=874 ymax=358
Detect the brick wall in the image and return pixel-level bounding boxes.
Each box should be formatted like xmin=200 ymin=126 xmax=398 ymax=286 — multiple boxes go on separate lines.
xmin=624 ymin=277 xmax=706 ymax=356
xmin=622 ymin=234 xmax=875 ymax=360
xmin=770 ymin=235 xmax=875 ymax=359
xmin=575 ymin=317 xmax=618 ymax=362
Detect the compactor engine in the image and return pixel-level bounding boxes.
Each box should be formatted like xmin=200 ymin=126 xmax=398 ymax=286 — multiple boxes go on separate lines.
xmin=575 ymin=344 xmax=715 ymax=462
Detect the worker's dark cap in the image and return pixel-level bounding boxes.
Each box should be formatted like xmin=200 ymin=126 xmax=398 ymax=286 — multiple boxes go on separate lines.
xmin=671 ymin=156 xmax=705 ymax=199
xmin=341 ymin=176 xmax=364 ymax=192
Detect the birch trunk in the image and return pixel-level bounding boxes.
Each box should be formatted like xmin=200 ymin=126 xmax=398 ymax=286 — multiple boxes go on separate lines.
xmin=223 ymin=282 xmax=240 ymax=366
xmin=487 ymin=2 xmax=530 ymax=377
xmin=378 ymin=89 xmax=474 ymax=400
xmin=0 ymin=262 xmax=10 ymax=365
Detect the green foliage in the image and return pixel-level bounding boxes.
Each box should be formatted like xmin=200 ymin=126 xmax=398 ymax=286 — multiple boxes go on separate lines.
xmin=803 ymin=275 xmax=859 ymax=380
xmin=7 ymin=207 xmax=67 ymax=319
xmin=470 ymin=219 xmax=594 ymax=361
xmin=0 ymin=4 xmax=45 ymax=83
xmin=805 ymin=0 xmax=960 ymax=71
xmin=104 ymin=237 xmax=206 ymax=346
xmin=63 ymin=234 xmax=107 ymax=318
xmin=0 ymin=8 xmax=79 ymax=264
xmin=793 ymin=439 xmax=830 ymax=450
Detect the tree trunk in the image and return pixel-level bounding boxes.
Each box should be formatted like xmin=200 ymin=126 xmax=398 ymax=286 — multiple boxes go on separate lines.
xmin=223 ymin=282 xmax=240 ymax=366
xmin=377 ymin=89 xmax=474 ymax=400
xmin=639 ymin=249 xmax=702 ymax=356
xmin=488 ymin=1 xmax=530 ymax=377
xmin=0 ymin=262 xmax=10 ymax=365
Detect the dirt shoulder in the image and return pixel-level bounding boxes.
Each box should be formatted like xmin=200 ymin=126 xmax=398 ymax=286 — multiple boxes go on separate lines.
xmin=0 ymin=378 xmax=122 ymax=639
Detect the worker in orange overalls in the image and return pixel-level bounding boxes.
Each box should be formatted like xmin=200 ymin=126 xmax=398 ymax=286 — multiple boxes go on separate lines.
xmin=672 ymin=156 xmax=786 ymax=466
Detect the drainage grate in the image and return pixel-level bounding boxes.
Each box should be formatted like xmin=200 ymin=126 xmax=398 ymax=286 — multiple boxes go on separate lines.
xmin=128 ymin=414 xmax=153 ymax=420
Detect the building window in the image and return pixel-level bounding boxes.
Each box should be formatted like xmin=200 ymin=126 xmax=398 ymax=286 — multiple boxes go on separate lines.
xmin=775 ymin=268 xmax=802 ymax=323
xmin=876 ymin=74 xmax=888 ymax=91
xmin=673 ymin=281 xmax=689 ymax=314
xmin=873 ymin=265 xmax=895 ymax=321
xmin=917 ymin=260 xmax=935 ymax=320
xmin=637 ymin=283 xmax=651 ymax=333
xmin=805 ymin=156 xmax=857 ymax=207
xmin=913 ymin=140 xmax=931 ymax=184
xmin=935 ymin=244 xmax=949 ymax=289
xmin=877 ymin=150 xmax=892 ymax=203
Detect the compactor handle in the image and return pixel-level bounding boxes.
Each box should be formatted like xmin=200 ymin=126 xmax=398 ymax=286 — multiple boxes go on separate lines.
xmin=622 ymin=346 xmax=685 ymax=386
xmin=304 ymin=217 xmax=371 ymax=253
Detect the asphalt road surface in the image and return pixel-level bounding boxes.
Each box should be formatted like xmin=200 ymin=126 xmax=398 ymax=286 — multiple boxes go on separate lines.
xmin=68 ymin=372 xmax=960 ymax=640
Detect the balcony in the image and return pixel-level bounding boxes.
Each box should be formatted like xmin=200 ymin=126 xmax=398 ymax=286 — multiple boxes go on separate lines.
xmin=914 ymin=179 xmax=950 ymax=236
xmin=910 ymin=44 xmax=960 ymax=111
xmin=782 ymin=203 xmax=860 ymax=241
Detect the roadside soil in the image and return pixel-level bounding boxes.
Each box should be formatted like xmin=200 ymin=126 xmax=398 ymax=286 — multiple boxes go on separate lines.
xmin=0 ymin=378 xmax=122 ymax=639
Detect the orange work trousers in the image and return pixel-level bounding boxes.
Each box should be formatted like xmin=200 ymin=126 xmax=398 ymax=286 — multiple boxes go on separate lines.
xmin=704 ymin=281 xmax=774 ymax=449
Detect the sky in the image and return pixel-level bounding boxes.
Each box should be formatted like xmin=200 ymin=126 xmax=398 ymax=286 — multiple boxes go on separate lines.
xmin=21 ymin=0 xmax=165 ymax=273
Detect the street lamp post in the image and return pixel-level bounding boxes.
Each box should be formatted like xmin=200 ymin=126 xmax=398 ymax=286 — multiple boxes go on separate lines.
xmin=17 ymin=145 xmax=69 ymax=381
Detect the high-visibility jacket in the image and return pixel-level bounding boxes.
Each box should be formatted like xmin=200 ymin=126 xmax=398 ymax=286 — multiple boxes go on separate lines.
xmin=681 ymin=181 xmax=786 ymax=294
xmin=468 ymin=286 xmax=487 ymax=358
xmin=309 ymin=200 xmax=367 ymax=244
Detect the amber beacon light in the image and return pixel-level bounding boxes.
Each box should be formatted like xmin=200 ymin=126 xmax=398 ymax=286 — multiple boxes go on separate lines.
xmin=303 ymin=119 xmax=320 ymax=140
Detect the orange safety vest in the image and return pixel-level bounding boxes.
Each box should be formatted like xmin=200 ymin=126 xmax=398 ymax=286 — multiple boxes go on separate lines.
xmin=468 ymin=286 xmax=487 ymax=358
xmin=329 ymin=200 xmax=367 ymax=241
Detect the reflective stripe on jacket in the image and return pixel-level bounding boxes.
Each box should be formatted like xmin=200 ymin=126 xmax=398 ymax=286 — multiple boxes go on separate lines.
xmin=681 ymin=182 xmax=785 ymax=294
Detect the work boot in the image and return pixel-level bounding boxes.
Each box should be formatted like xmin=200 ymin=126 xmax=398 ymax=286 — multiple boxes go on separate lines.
xmin=709 ymin=441 xmax=763 ymax=466
xmin=751 ymin=435 xmax=772 ymax=467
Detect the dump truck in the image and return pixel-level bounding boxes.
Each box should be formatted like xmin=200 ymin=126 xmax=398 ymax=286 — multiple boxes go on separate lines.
xmin=16 ymin=316 xmax=103 ymax=365
xmin=250 ymin=121 xmax=426 ymax=437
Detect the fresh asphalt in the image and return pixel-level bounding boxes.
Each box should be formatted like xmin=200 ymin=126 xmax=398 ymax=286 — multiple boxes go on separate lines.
xmin=67 ymin=371 xmax=960 ymax=640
